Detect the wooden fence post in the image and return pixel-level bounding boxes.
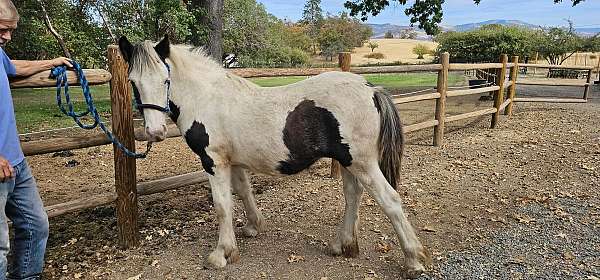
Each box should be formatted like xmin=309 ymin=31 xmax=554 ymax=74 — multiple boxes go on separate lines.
xmin=338 ymin=52 xmax=351 ymax=72
xmin=108 ymin=46 xmax=139 ymax=248
xmin=491 ymin=54 xmax=508 ymax=128
xmin=584 ymin=68 xmax=592 ymax=100
xmin=505 ymin=56 xmax=519 ymax=116
xmin=596 ymin=53 xmax=600 ymax=84
xmin=433 ymin=52 xmax=449 ymax=146
xmin=330 ymin=52 xmax=352 ymax=178
xmin=532 ymin=52 xmax=538 ymax=76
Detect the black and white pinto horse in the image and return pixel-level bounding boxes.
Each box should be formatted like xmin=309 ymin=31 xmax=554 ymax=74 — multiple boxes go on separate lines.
xmin=118 ymin=36 xmax=429 ymax=277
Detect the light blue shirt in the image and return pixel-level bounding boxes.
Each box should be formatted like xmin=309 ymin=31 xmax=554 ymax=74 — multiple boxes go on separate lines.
xmin=0 ymin=47 xmax=24 ymax=167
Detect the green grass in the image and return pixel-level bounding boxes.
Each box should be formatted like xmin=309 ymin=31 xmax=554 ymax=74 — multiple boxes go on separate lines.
xmin=249 ymin=72 xmax=464 ymax=88
xmin=12 ymin=85 xmax=112 ymax=133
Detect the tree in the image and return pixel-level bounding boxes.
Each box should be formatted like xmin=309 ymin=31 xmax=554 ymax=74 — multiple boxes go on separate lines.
xmin=300 ymin=0 xmax=324 ymax=54
xmin=283 ymin=23 xmax=312 ymax=52
xmin=344 ymin=0 xmax=585 ymax=35
xmin=435 ymin=25 xmax=540 ymax=63
xmin=187 ymin=0 xmax=224 ymax=61
xmin=412 ymin=44 xmax=431 ymax=59
xmin=583 ymin=34 xmax=600 ymax=52
xmin=368 ymin=41 xmax=379 ymax=52
xmin=384 ymin=31 xmax=393 ymax=38
xmin=8 ymin=0 xmax=112 ymax=67
xmin=317 ymin=13 xmax=372 ymax=60
xmin=223 ymin=0 xmax=309 ymax=67
xmin=536 ymin=27 xmax=583 ymax=65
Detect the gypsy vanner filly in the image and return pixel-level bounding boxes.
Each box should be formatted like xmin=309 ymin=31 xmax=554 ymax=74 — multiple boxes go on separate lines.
xmin=118 ymin=36 xmax=430 ymax=277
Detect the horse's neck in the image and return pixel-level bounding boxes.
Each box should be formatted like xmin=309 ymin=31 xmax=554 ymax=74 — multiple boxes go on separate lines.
xmin=171 ymin=50 xmax=257 ymax=96
xmin=169 ymin=54 xmax=259 ymax=127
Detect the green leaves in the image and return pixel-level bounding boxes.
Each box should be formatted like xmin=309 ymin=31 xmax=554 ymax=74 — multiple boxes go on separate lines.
xmin=344 ymin=0 xmax=586 ymax=35
xmin=436 ymin=25 xmax=541 ymax=63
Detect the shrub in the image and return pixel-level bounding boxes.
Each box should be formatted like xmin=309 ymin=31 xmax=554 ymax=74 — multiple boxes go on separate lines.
xmin=435 ymin=25 xmax=540 ymax=63
xmin=412 ymin=44 xmax=431 ymax=59
xmin=364 ymin=52 xmax=385 ymax=59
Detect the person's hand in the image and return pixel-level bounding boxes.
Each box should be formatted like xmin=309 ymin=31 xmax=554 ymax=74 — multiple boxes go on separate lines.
xmin=50 ymin=57 xmax=73 ymax=68
xmin=0 ymin=156 xmax=15 ymax=183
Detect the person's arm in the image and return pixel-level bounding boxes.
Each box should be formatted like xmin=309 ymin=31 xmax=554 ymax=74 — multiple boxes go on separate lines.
xmin=10 ymin=57 xmax=73 ymax=77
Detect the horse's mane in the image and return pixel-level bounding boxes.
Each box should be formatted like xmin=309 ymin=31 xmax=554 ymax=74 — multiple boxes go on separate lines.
xmin=130 ymin=40 xmax=225 ymax=76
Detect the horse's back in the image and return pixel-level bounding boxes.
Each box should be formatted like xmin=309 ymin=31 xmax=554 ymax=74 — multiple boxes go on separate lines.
xmin=236 ymin=71 xmax=380 ymax=172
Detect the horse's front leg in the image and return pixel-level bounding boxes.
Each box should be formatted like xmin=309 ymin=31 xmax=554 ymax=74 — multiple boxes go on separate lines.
xmin=207 ymin=164 xmax=240 ymax=268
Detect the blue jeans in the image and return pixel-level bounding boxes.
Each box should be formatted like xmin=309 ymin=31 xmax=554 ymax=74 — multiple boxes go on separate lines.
xmin=0 ymin=160 xmax=49 ymax=280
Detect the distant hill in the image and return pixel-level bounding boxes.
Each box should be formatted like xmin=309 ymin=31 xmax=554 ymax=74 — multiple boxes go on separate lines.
xmin=576 ymin=28 xmax=600 ymax=37
xmin=453 ymin=19 xmax=538 ymax=31
xmin=367 ymin=23 xmax=453 ymax=40
xmin=368 ymin=20 xmax=600 ymax=39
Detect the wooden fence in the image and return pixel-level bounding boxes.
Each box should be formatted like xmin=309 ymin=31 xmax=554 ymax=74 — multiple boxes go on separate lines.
xmin=10 ymin=49 xmax=594 ymax=248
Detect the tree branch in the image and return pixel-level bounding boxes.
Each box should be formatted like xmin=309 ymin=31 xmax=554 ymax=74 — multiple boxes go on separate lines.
xmin=36 ymin=0 xmax=72 ymax=58
xmin=95 ymin=0 xmax=116 ymax=43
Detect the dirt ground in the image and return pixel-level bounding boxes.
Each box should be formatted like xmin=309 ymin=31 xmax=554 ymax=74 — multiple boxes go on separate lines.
xmin=18 ymin=85 xmax=600 ymax=279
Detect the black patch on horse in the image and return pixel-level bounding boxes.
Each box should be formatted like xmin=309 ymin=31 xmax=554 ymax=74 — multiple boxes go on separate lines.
xmin=278 ymin=100 xmax=352 ymax=175
xmin=184 ymin=121 xmax=215 ymax=175
xmin=168 ymin=101 xmax=180 ymax=123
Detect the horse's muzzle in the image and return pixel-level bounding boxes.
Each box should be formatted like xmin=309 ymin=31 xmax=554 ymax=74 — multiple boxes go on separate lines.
xmin=145 ymin=125 xmax=167 ymax=142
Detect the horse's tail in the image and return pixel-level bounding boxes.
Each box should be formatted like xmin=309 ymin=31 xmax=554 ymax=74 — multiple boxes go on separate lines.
xmin=373 ymin=90 xmax=404 ymax=190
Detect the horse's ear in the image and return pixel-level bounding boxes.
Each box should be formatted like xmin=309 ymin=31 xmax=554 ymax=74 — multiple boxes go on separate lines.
xmin=155 ymin=34 xmax=170 ymax=61
xmin=118 ymin=36 xmax=133 ymax=63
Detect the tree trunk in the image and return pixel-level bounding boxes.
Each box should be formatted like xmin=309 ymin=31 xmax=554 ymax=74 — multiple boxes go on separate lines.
xmin=36 ymin=0 xmax=72 ymax=58
xmin=189 ymin=0 xmax=223 ymax=62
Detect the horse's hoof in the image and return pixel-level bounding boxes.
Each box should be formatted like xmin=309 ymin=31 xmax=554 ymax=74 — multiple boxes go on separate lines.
xmin=207 ymin=251 xmax=227 ymax=269
xmin=419 ymin=248 xmax=432 ymax=266
xmin=329 ymin=238 xmax=359 ymax=257
xmin=403 ymin=266 xmax=425 ymax=279
xmin=227 ymin=248 xmax=241 ymax=264
xmin=207 ymin=247 xmax=240 ymax=268
xmin=404 ymin=252 xmax=428 ymax=279
xmin=242 ymin=224 xmax=259 ymax=237
xmin=342 ymin=240 xmax=359 ymax=258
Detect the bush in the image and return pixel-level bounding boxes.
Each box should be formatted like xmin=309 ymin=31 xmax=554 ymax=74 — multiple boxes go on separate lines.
xmin=412 ymin=44 xmax=431 ymax=59
xmin=384 ymin=31 xmax=394 ymax=39
xmin=288 ymin=48 xmax=310 ymax=66
xmin=435 ymin=25 xmax=540 ymax=63
xmin=364 ymin=52 xmax=385 ymax=59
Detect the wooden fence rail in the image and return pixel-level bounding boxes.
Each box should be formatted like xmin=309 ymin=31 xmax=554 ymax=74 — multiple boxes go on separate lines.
xmin=11 ymin=49 xmax=591 ymax=248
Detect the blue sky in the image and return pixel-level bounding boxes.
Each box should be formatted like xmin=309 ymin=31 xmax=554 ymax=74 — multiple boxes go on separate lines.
xmin=258 ymin=0 xmax=600 ymax=28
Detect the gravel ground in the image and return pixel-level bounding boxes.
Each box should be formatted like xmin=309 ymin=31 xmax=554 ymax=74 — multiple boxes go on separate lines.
xmin=17 ymin=84 xmax=600 ymax=279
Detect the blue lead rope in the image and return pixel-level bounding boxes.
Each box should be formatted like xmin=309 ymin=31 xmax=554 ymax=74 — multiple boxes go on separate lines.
xmin=51 ymin=61 xmax=150 ymax=158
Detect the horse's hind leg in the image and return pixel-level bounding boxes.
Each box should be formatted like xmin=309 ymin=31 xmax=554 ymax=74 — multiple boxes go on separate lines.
xmin=231 ymin=166 xmax=264 ymax=237
xmin=330 ymin=167 xmax=363 ymax=258
xmin=207 ymin=165 xmax=240 ymax=268
xmin=348 ymin=162 xmax=429 ymax=278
